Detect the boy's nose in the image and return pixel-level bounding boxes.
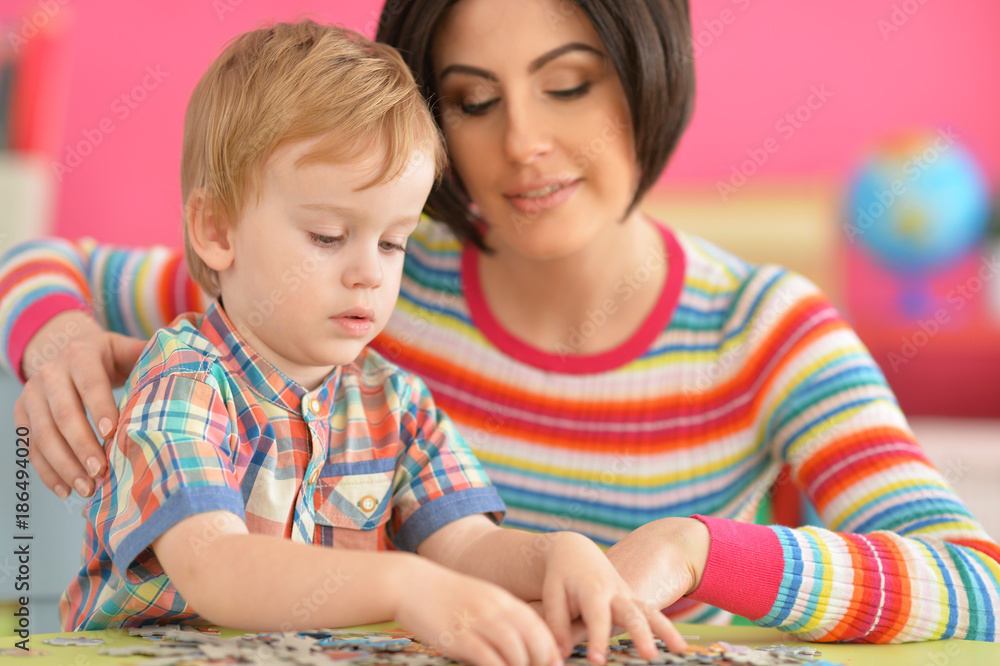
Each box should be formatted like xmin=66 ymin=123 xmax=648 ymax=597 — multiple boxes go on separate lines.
xmin=343 ymin=247 xmax=383 ymax=289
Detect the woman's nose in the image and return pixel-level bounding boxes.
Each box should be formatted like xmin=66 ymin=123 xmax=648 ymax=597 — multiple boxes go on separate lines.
xmin=503 ymin=100 xmax=553 ymax=165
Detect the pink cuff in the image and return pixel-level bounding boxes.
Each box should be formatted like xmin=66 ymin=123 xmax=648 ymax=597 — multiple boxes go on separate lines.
xmin=9 ymin=295 xmax=91 ymax=382
xmin=686 ymin=515 xmax=785 ymax=620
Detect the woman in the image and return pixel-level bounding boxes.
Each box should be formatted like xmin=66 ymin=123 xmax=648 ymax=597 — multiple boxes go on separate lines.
xmin=4 ymin=0 xmax=998 ymax=643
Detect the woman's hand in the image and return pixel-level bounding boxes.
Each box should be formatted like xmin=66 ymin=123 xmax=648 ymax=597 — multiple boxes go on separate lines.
xmin=603 ymin=517 xmax=711 ymax=614
xmin=540 ymin=532 xmax=688 ymax=664
xmin=14 ymin=311 xmax=146 ymax=499
xmin=397 ymin=559 xmax=562 ymax=666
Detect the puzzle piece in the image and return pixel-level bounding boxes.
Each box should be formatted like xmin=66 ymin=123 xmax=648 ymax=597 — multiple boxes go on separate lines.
xmin=42 ymin=637 xmax=105 ymax=647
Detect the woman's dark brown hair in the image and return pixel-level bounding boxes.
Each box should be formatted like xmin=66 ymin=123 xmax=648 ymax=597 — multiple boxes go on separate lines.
xmin=377 ymin=0 xmax=695 ymax=251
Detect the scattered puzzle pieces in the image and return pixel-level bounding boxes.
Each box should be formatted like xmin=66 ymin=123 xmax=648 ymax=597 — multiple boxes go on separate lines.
xmin=29 ymin=627 xmax=848 ymax=665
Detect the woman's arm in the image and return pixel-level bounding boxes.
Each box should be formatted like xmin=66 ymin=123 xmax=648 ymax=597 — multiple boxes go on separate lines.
xmin=0 ymin=238 xmax=206 ymax=498
xmin=610 ymin=270 xmax=1000 ymax=643
xmin=0 ymin=238 xmax=204 ymax=379
xmin=688 ymin=402 xmax=999 ymax=643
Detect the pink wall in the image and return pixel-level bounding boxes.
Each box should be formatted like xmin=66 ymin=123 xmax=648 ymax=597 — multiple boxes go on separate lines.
xmin=676 ymin=0 xmax=1000 ymax=187
xmin=12 ymin=0 xmax=1000 ymax=247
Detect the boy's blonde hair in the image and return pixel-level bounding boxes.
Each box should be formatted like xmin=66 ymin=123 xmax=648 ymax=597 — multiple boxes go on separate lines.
xmin=181 ymin=19 xmax=446 ymax=296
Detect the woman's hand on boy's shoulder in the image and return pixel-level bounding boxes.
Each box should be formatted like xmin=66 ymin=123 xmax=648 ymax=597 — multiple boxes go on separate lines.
xmin=15 ymin=310 xmax=146 ymax=499
xmin=539 ymin=531 xmax=688 ymax=664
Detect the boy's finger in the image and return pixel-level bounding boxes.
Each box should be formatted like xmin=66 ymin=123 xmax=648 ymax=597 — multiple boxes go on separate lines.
xmin=615 ymin=600 xmax=656 ymax=660
xmin=518 ymin=610 xmax=561 ymax=666
xmin=580 ymin=596 xmax=611 ymax=665
xmin=480 ymin=622 xmax=529 ymax=666
xmin=647 ymin=608 xmax=688 ymax=654
xmin=451 ymin=633 xmax=506 ymax=666
xmin=542 ymin=587 xmax=573 ymax=657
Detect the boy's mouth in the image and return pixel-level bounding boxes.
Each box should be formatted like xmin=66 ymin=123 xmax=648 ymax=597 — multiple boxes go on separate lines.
xmin=333 ymin=307 xmax=375 ymax=321
xmin=330 ymin=308 xmax=375 ymax=337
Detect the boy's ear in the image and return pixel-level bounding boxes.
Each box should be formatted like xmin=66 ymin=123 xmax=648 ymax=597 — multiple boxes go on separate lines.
xmin=186 ymin=190 xmax=234 ymax=272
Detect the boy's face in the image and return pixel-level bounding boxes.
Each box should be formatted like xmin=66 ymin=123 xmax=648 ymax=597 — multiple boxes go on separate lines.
xmin=215 ymin=137 xmax=436 ymax=389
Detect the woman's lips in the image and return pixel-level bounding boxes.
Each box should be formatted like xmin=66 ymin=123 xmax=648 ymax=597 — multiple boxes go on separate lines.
xmin=504 ymin=180 xmax=581 ymax=215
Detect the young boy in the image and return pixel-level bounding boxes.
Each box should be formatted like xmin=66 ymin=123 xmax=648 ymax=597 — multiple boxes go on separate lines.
xmin=60 ymin=20 xmax=684 ymax=666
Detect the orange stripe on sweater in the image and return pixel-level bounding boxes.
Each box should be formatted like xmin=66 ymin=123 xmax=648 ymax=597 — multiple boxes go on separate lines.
xmin=372 ymin=298 xmax=844 ymax=452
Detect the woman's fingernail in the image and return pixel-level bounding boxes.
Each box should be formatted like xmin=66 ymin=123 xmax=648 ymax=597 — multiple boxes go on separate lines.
xmin=98 ymin=417 xmax=113 ymax=438
xmin=55 ymin=485 xmax=71 ymax=500
xmin=74 ymin=478 xmax=91 ymax=497
xmin=86 ymin=457 xmax=102 ymax=477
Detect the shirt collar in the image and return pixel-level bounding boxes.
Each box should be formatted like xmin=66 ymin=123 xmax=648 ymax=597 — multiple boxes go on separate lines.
xmin=200 ymin=300 xmax=341 ymax=416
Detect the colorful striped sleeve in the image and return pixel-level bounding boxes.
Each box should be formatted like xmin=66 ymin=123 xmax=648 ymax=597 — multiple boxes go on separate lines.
xmin=0 ymin=238 xmax=205 ymax=380
xmin=688 ymin=268 xmax=1000 ymax=643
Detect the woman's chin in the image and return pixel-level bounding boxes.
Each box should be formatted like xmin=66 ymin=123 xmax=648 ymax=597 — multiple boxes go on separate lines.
xmin=488 ymin=222 xmax=604 ymax=262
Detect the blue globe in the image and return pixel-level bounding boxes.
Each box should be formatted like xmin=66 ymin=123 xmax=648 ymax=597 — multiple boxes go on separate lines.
xmin=849 ymin=131 xmax=990 ymax=273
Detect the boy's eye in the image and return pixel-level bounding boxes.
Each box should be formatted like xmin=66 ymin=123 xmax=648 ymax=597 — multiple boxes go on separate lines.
xmin=380 ymin=240 xmax=406 ymax=253
xmin=547 ymin=81 xmax=592 ymax=100
xmin=309 ymin=233 xmax=345 ymax=247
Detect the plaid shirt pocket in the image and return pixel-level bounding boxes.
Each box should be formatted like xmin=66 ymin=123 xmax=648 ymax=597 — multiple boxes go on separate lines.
xmin=313 ymin=462 xmax=394 ymax=549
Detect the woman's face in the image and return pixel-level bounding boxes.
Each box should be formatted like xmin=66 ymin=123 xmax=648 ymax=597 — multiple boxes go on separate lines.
xmin=432 ymin=0 xmax=639 ymax=260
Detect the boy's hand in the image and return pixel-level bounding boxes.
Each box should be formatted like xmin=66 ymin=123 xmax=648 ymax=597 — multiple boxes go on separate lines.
xmin=396 ymin=559 xmax=561 ymax=666
xmin=540 ymin=532 xmax=688 ymax=664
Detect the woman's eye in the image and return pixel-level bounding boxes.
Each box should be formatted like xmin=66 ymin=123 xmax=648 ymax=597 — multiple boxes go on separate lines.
xmin=458 ymin=98 xmax=499 ymax=116
xmin=309 ymin=233 xmax=345 ymax=247
xmin=548 ymin=81 xmax=592 ymax=100
xmin=380 ymin=240 xmax=406 ymax=253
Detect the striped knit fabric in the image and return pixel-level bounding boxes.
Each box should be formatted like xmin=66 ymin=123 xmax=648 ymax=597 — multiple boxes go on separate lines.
xmin=1 ymin=219 xmax=997 ymax=642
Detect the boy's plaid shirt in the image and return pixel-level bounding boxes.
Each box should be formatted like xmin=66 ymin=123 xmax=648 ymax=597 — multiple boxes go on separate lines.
xmin=61 ymin=301 xmax=505 ymax=630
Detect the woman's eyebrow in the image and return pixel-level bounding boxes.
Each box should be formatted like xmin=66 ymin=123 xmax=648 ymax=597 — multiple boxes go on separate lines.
xmin=528 ymin=42 xmax=603 ymax=73
xmin=438 ymin=42 xmax=604 ymax=82
xmin=438 ymin=64 xmax=497 ymax=82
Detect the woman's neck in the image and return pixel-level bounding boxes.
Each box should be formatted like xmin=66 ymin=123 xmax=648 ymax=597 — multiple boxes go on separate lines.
xmin=476 ymin=211 xmax=668 ymax=355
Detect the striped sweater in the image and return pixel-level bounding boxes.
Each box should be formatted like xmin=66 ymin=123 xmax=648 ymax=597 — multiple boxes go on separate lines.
xmin=1 ymin=218 xmax=997 ymax=643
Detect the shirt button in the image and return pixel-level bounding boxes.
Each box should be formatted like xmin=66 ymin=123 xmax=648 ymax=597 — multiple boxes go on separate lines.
xmin=307 ymin=468 xmax=320 ymax=485
xmin=358 ymin=496 xmax=377 ymax=513
xmin=309 ymin=398 xmax=321 ymax=414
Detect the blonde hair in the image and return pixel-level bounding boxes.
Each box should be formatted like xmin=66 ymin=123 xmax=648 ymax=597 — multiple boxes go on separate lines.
xmin=181 ymin=19 xmax=446 ymax=295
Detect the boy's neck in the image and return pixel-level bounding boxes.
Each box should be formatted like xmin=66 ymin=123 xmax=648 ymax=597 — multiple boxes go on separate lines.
xmin=214 ymin=299 xmax=341 ymax=393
